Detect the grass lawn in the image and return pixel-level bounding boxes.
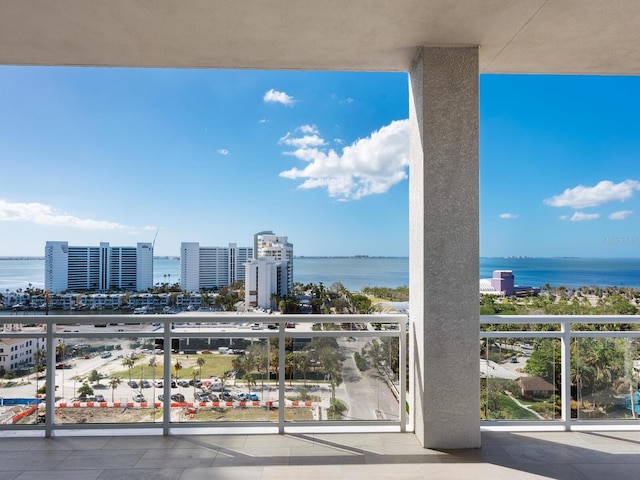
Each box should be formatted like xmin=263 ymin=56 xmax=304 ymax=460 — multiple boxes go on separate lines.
xmin=484 ymin=393 xmax=539 ymax=420
xmin=111 ymin=353 xmax=236 ymax=381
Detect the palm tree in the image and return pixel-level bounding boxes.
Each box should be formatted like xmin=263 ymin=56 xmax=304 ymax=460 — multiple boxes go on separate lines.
xmin=56 ymin=342 xmax=66 ymax=362
xmin=148 ymin=357 xmax=157 ymax=407
xmin=108 ymin=377 xmax=122 ymax=403
xmin=285 ymin=352 xmax=296 ymax=386
xmin=297 ymin=352 xmax=311 ymax=386
xmin=196 ymin=356 xmax=206 ymax=380
xmin=231 ymin=356 xmax=245 ymax=386
xmin=121 ymin=357 xmax=135 ymax=383
xmin=174 ymin=359 xmax=183 ymax=380
xmin=34 ymin=348 xmax=46 ymax=398
xmin=148 ymin=357 xmax=157 ymax=379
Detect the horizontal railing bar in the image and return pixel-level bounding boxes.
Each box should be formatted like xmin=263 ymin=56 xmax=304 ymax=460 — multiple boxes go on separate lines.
xmin=481 ymin=314 xmax=639 ymax=324
xmin=0 ymin=313 xmax=406 ymax=325
xmin=481 ymin=331 xmax=640 ymax=338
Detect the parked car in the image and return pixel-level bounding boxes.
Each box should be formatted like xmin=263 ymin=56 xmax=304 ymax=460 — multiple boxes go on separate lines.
xmin=170 ymin=393 xmax=185 ymax=402
xmin=141 ymin=379 xmax=151 ymax=388
xmin=158 ymin=394 xmax=165 ymax=401
xmin=208 ymin=394 xmax=219 ymax=402
xmin=510 ymin=356 xmax=518 ymax=363
xmin=194 ymin=392 xmax=209 ymax=402
xmin=100 ymin=352 xmax=112 ymax=359
xmin=238 ymin=393 xmax=259 ymax=401
xmin=220 ymin=392 xmax=234 ymax=402
xmin=132 ymin=393 xmax=146 ymax=402
xmin=127 ymin=380 xmax=139 ymax=389
xmin=177 ymin=380 xmax=189 ymax=387
xmin=94 ymin=394 xmax=105 ymax=402
xmin=153 ymin=380 xmax=163 ymax=388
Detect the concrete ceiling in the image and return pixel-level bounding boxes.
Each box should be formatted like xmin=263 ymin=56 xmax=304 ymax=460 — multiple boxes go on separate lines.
xmin=1 ymin=0 xmax=639 ymax=74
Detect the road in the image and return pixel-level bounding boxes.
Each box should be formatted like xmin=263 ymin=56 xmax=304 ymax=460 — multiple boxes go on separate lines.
xmin=336 ymin=338 xmax=400 ymax=421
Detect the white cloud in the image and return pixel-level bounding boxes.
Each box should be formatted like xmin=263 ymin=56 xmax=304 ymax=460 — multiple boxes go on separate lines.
xmin=0 ymin=200 xmax=136 ymax=230
xmin=299 ymin=124 xmax=319 ymax=134
xmin=258 ymin=118 xmax=268 ymax=124
xmin=609 ymin=210 xmax=633 ymax=220
xmin=279 ymin=132 xmax=326 ymax=149
xmin=279 ymin=119 xmax=409 ymax=200
xmin=217 ymin=148 xmax=229 ymax=155
xmin=263 ymin=89 xmax=295 ymax=106
xmin=339 ymin=97 xmax=354 ymax=105
xmin=560 ymin=212 xmax=600 ymax=221
xmin=544 ymin=179 xmax=640 ymax=209
xmin=499 ymin=213 xmax=518 ymax=219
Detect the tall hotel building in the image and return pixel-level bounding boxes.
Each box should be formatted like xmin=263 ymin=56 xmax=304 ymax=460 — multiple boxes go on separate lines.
xmin=180 ymin=242 xmax=253 ymax=292
xmin=45 ymin=241 xmax=153 ymax=293
xmin=253 ymin=231 xmax=293 ymax=295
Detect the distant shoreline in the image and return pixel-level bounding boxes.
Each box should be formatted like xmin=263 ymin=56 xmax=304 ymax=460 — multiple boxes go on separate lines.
xmin=1 ymin=255 xmax=412 ymax=261
xmin=3 ymin=255 xmax=640 ymax=261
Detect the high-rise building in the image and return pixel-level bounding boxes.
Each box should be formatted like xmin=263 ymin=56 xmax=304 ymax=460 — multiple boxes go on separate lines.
xmin=253 ymin=231 xmax=293 ymax=295
xmin=244 ymin=256 xmax=288 ymax=310
xmin=44 ymin=241 xmax=153 ymax=293
xmin=180 ymin=242 xmax=253 ymax=292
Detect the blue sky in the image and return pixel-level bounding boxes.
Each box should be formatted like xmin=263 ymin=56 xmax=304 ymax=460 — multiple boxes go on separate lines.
xmin=0 ymin=68 xmax=639 ymax=258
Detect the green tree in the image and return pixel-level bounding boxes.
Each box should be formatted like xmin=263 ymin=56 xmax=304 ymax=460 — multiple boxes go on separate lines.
xmin=316 ymin=344 xmax=345 ymax=402
xmin=350 ymin=294 xmax=373 ymax=314
xmin=77 ymin=382 xmax=94 ymax=400
xmin=278 ymin=297 xmax=301 ymax=314
xmin=87 ymin=369 xmax=102 ymax=386
xmin=524 ymin=340 xmax=561 ymax=385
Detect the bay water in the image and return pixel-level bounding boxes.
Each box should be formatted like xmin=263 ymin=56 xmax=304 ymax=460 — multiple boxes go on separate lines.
xmin=1 ymin=256 xmax=640 ymax=293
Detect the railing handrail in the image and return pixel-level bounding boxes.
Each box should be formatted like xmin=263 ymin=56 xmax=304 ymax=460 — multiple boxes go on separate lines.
xmin=0 ymin=312 xmax=407 ymax=436
xmin=480 ymin=313 xmax=640 ymax=430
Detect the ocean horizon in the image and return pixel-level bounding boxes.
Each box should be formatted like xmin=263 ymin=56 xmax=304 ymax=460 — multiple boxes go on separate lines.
xmin=1 ymin=256 xmax=639 ymax=293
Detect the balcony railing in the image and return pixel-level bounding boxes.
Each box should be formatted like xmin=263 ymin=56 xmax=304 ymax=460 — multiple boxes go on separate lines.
xmin=0 ymin=313 xmax=406 ymax=436
xmin=5 ymin=312 xmax=637 ymax=436
xmin=481 ymin=315 xmax=640 ymax=430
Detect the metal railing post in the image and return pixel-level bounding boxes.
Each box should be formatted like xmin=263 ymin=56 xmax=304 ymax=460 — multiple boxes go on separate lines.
xmin=560 ymin=319 xmax=571 ymax=430
xmin=163 ymin=319 xmax=171 ymax=435
xmin=45 ymin=319 xmax=55 ymax=437
xmin=399 ymin=317 xmax=407 ymax=432
xmin=278 ymin=320 xmax=285 ymax=433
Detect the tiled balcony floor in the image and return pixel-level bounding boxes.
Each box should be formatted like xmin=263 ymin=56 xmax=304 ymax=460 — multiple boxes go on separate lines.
xmin=1 ymin=430 xmax=640 ymax=479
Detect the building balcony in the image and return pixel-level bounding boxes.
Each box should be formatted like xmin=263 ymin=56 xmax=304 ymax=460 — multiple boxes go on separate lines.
xmin=2 ymin=313 xmax=640 ymax=478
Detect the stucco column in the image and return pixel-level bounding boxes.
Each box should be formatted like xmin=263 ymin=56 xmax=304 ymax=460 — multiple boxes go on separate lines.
xmin=409 ymin=47 xmax=480 ymax=449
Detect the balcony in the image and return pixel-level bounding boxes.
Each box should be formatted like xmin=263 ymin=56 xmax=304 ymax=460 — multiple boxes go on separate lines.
xmin=3 ymin=314 xmax=640 ymax=477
